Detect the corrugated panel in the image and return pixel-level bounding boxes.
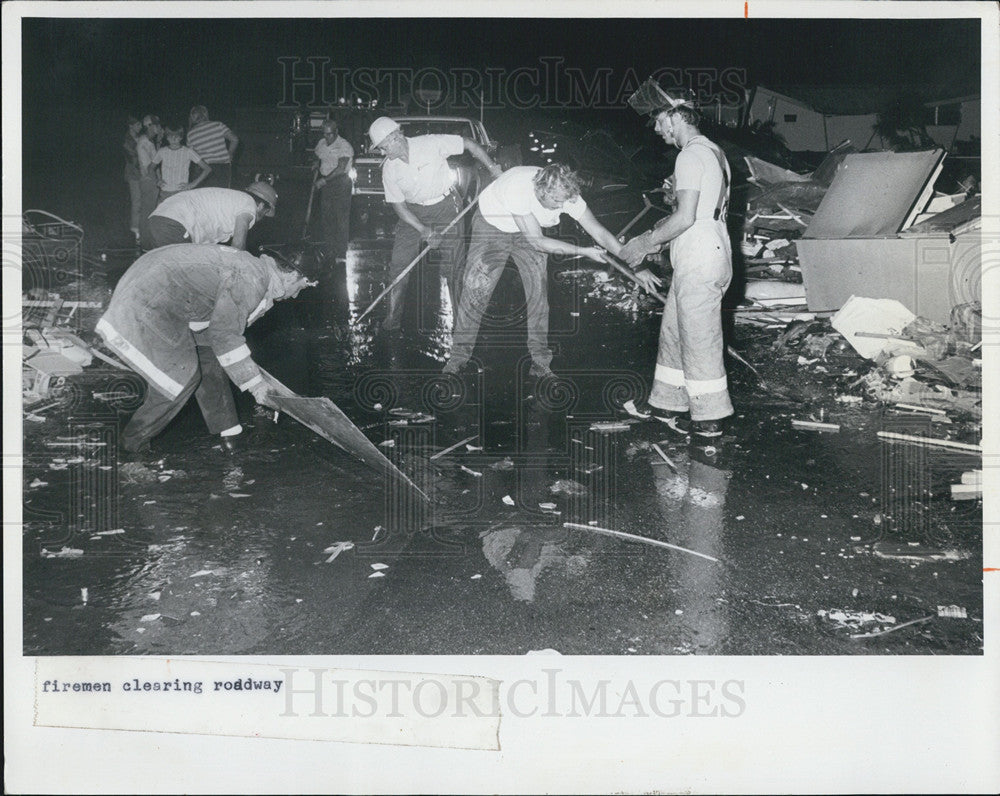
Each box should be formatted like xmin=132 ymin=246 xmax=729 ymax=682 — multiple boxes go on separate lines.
xmin=804 ymin=149 xmax=945 ymax=239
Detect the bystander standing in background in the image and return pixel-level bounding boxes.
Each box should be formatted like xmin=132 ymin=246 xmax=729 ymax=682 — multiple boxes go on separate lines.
xmin=152 ymin=124 xmax=212 ymax=201
xmin=123 ymin=114 xmax=143 ymax=245
xmin=137 ymin=114 xmax=163 ymax=245
xmin=313 ymin=120 xmax=354 ymax=264
xmin=187 ymin=105 xmax=239 ymax=189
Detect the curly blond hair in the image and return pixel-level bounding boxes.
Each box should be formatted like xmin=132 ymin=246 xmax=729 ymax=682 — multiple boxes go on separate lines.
xmin=532 ymin=163 xmax=581 ymax=202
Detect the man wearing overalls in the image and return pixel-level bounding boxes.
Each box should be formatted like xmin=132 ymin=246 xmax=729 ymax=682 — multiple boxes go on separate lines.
xmin=620 ymin=79 xmax=733 ymax=440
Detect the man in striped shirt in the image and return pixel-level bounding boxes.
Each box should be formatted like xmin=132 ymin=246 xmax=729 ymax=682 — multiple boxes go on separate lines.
xmin=187 ymin=105 xmax=240 ymax=189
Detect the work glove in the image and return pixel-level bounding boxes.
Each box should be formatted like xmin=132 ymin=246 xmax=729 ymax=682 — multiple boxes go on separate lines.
xmin=247 ymin=379 xmax=276 ymax=409
xmin=620 ymin=231 xmax=657 ymax=268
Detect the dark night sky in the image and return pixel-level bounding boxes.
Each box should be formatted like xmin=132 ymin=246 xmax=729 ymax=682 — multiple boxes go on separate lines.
xmin=22 ymin=16 xmax=981 ymax=118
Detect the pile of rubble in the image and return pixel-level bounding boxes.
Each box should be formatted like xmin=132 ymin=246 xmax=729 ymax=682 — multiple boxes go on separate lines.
xmin=737 ymin=144 xmax=981 ymax=327
xmin=21 ymin=210 xmax=122 ymax=416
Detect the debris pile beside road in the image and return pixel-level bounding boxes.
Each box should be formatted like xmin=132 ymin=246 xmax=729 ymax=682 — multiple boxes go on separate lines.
xmin=737 ymin=146 xmax=981 ymax=329
xmin=730 ymin=294 xmax=982 ymax=449
xmin=739 ymin=145 xmax=857 ymax=307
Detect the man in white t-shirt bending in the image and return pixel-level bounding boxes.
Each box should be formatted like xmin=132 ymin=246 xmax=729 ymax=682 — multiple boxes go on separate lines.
xmin=443 ymin=164 xmax=623 ymax=378
xmin=143 ymin=184 xmax=276 ymax=251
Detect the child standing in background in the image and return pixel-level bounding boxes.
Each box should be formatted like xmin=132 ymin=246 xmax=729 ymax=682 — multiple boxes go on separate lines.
xmin=153 ymin=125 xmax=212 ymax=202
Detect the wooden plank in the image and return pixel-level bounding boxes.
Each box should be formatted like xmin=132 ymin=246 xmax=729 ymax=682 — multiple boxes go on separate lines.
xmin=563 ymin=522 xmax=719 ymax=563
xmin=791 ymin=419 xmax=841 ymax=432
xmin=650 ymin=443 xmax=678 ymax=472
xmin=894 ymin=402 xmax=947 ymax=416
xmin=429 ymin=435 xmax=479 ymax=461
xmin=951 ymin=483 xmax=982 ymax=501
xmin=877 ymin=431 xmax=981 ymax=453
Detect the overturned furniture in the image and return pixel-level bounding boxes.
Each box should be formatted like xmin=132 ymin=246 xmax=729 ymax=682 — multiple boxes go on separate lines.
xmin=796 ymin=149 xmax=981 ymax=324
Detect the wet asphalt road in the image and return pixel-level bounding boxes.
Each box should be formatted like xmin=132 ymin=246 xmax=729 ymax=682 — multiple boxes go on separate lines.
xmin=22 ymin=241 xmax=984 ymax=656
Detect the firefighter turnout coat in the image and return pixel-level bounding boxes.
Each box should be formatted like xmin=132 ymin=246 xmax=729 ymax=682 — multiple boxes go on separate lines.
xmin=96 ymin=244 xmax=284 ymax=400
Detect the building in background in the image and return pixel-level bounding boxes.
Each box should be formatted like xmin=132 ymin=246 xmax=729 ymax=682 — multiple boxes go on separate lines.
xmin=746 ymin=84 xmax=980 ymax=154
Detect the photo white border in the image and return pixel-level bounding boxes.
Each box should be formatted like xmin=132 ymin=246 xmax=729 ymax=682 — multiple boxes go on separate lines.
xmin=4 ymin=1 xmax=998 ymax=793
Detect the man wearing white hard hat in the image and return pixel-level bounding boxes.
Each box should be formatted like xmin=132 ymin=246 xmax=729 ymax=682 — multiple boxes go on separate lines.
xmin=368 ymin=116 xmax=503 ymax=333
xmin=619 ymin=78 xmax=734 ymax=441
xmin=142 ymin=183 xmax=277 ymax=251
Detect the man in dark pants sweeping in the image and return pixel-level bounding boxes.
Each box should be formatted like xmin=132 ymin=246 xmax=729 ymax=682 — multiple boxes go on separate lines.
xmin=443 ymin=164 xmax=623 ymax=378
xmin=96 ymin=244 xmax=318 ymax=454
xmin=368 ymin=116 xmax=503 ymax=334
xmin=313 ymin=120 xmax=354 ymax=264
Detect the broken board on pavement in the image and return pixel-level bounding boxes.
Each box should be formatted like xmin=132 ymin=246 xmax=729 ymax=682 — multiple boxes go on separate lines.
xmin=259 ymin=368 xmax=428 ymax=501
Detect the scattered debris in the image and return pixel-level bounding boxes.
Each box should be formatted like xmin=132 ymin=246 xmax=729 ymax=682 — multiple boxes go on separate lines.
xmin=950 ymin=483 xmax=982 ymax=501
xmin=791 ymin=419 xmax=841 ymax=433
xmin=120 ymin=462 xmax=158 ymax=484
xmin=937 ymin=606 xmax=967 ymax=619
xmin=588 ymin=420 xmax=635 ymax=432
xmin=817 ymin=608 xmax=896 ymax=629
xmin=322 ymin=542 xmax=354 ymax=563
xmin=831 ymin=297 xmax=917 ymax=359
xmin=650 ymin=443 xmax=678 ymax=471
xmin=490 ymin=457 xmax=515 ymax=471
xmin=868 ymin=543 xmax=971 ymax=562
xmin=388 ymin=412 xmax=435 ymax=425
xmin=563 ymin=522 xmax=719 ymax=563
xmin=41 ymin=547 xmax=84 ymax=558
xmin=368 ymin=571 xmax=386 ymax=579
xmin=550 ymin=479 xmax=587 ymax=497
xmin=849 ymin=615 xmax=934 ymax=640
xmin=459 ymin=465 xmax=483 ymax=477
xmin=140 ymin=613 xmax=161 ymax=623
xmin=877 ymin=431 xmax=980 ymax=453
xmin=502 ymin=495 xmax=515 ymax=506
xmin=960 ymin=470 xmax=982 ymax=485
xmin=429 ymin=434 xmax=478 ymax=461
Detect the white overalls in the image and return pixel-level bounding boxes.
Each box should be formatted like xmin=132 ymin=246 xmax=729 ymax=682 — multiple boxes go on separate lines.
xmin=648 ymin=135 xmax=734 ymax=421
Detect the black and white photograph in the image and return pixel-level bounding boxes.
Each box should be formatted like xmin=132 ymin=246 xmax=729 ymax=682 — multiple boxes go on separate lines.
xmin=5 ymin=1 xmax=998 ymax=793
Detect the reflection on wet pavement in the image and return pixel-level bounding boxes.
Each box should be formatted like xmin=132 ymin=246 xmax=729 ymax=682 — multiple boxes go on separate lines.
xmin=22 ymin=240 xmax=983 ymax=656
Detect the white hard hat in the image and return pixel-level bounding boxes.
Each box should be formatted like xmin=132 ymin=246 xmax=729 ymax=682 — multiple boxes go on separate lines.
xmin=368 ymin=116 xmax=400 ymax=148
